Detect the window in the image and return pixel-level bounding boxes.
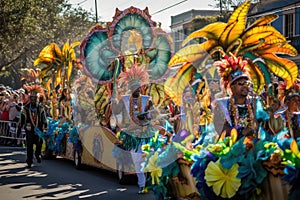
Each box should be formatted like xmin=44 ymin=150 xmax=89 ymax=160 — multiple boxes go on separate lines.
xmin=175 ymin=31 xmax=180 ymax=41
xmin=175 ymin=42 xmax=181 ymax=52
xmin=284 ymin=13 xmax=294 ymax=38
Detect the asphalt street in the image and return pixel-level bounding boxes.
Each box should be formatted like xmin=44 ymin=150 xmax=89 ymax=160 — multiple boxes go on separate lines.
xmin=0 ymin=145 xmax=155 ymax=200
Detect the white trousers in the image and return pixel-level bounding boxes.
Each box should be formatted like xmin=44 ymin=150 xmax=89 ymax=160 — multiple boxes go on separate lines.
xmin=130 ymin=148 xmax=146 ymax=187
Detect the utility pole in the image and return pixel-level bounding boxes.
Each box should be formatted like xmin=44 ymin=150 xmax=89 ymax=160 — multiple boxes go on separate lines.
xmin=219 ymin=0 xmax=223 ymax=21
xmin=95 ymin=0 xmax=98 ymax=23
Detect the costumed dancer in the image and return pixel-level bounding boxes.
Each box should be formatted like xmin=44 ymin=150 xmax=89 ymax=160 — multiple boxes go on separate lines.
xmin=111 ymin=64 xmax=156 ymax=194
xmin=277 ymin=81 xmax=300 ymax=200
xmin=59 ymin=87 xmax=72 ymax=121
xmin=212 ymin=52 xmax=268 ymax=140
xmin=278 ymin=81 xmax=300 ymax=139
xmin=21 ymin=85 xmax=47 ymax=168
xmin=264 ymin=97 xmax=285 ymax=135
xmin=163 ymin=1 xmax=298 ymax=199
xmin=213 ymin=53 xmax=295 ymax=200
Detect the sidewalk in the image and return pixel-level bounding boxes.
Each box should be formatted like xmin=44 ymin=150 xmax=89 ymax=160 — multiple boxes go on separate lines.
xmin=0 ymin=144 xmax=26 ymax=150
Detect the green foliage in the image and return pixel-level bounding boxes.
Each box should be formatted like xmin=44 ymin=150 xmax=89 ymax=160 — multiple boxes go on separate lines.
xmin=209 ymin=0 xmax=252 ymax=22
xmin=192 ymin=16 xmax=218 ymax=24
xmin=209 ymin=0 xmax=249 ymax=11
xmin=0 ymin=0 xmax=95 ymax=88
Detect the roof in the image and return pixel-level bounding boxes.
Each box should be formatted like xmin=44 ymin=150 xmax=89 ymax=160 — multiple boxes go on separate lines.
xmin=171 ymin=9 xmax=219 ymax=27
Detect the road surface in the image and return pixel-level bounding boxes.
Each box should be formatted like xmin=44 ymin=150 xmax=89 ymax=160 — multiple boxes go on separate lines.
xmin=0 ymin=145 xmax=155 ymax=200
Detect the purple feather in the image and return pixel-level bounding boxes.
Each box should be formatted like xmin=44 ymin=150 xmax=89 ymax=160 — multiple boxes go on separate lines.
xmin=173 ymin=129 xmax=189 ymax=142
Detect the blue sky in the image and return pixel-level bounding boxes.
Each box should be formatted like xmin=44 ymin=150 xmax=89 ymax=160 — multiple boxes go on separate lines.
xmin=68 ymin=0 xmax=217 ymax=31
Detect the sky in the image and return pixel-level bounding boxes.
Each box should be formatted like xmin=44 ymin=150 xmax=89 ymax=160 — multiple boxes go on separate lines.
xmin=68 ymin=0 xmax=217 ymax=31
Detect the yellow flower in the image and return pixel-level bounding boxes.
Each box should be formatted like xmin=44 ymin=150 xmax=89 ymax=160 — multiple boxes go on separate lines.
xmin=143 ymin=152 xmax=162 ymax=185
xmin=205 ymin=160 xmax=241 ymax=198
xmin=199 ymin=106 xmax=214 ymax=125
xmin=142 ymin=144 xmax=150 ymax=152
xmin=207 ymin=143 xmax=224 ymax=154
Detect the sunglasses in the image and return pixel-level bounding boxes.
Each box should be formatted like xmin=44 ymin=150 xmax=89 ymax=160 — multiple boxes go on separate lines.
xmin=290 ymin=97 xmax=300 ymax=102
xmin=234 ymin=80 xmax=251 ymax=87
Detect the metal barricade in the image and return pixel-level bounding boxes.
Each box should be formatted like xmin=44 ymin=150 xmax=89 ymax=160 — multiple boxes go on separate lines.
xmin=0 ymin=120 xmax=26 ymax=141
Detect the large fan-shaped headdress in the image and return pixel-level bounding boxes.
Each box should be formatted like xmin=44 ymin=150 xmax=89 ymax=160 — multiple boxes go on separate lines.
xmin=117 ymin=64 xmax=149 ymax=90
xmin=278 ymin=80 xmax=300 ymax=103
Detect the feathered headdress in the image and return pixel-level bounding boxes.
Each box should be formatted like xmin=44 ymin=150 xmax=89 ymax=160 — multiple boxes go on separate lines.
xmin=19 ymin=68 xmax=41 ymax=84
xmin=278 ymin=80 xmax=300 ymax=103
xmin=23 ymin=84 xmax=45 ymax=98
xmin=166 ymin=1 xmax=298 ymax=104
xmin=117 ymin=64 xmax=149 ymax=89
xmin=214 ymin=50 xmax=249 ymax=89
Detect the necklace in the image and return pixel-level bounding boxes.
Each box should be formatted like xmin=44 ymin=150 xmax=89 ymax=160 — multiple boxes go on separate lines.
xmin=29 ymin=104 xmax=39 ymax=128
xmin=129 ymin=96 xmax=142 ymax=117
xmin=229 ymin=96 xmax=254 ymax=129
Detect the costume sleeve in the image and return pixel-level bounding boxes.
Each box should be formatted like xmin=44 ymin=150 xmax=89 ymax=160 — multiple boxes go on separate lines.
xmin=255 ymin=97 xmax=270 ymax=122
xmin=111 ymin=98 xmax=125 ymax=115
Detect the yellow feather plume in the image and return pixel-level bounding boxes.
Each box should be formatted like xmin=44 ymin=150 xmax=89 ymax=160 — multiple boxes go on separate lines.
xmin=247 ymin=14 xmax=278 ymax=28
xmin=245 ymin=62 xmax=265 ymax=93
xmin=34 ymin=43 xmax=61 ymax=66
xmin=182 ymin=22 xmax=227 ymax=46
xmin=168 ymin=41 xmax=217 ymax=67
xmin=258 ymin=43 xmax=298 ymax=56
xmin=263 ymin=53 xmax=298 ymax=88
xmin=242 ymin=31 xmax=273 ymax=46
xmin=164 ymin=63 xmax=194 ymax=106
xmin=220 ymin=1 xmax=250 ymax=47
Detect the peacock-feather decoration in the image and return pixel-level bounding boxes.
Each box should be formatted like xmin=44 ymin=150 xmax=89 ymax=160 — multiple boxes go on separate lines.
xmin=80 ymin=6 xmax=173 ymax=85
xmin=165 ymin=1 xmax=298 ymax=106
xmin=80 ymin=7 xmax=174 ymax=122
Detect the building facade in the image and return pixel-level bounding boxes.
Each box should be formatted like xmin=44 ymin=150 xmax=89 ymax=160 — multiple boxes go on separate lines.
xmin=248 ymin=0 xmax=300 ymax=66
xmin=170 ymin=10 xmax=219 ymax=52
xmin=169 ymin=0 xmax=300 ymax=70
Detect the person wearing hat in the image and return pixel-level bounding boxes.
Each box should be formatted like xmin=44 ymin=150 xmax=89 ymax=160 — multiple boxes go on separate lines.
xmin=284 ymin=93 xmax=300 ymax=139
xmin=274 ymin=81 xmax=300 ymax=200
xmin=111 ymin=64 xmax=156 ymax=194
xmin=0 ymin=84 xmax=5 ymax=92
xmin=284 ymin=90 xmax=300 ymax=200
xmin=277 ymin=81 xmax=300 ymax=139
xmin=21 ymin=89 xmax=47 ymax=168
xmin=212 ymin=53 xmax=269 ymax=140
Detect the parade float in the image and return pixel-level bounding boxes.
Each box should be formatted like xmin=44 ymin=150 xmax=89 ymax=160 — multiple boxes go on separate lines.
xmin=30 ymin=1 xmax=300 ymax=200
xmin=33 ymin=6 xmax=173 ymax=175
xmin=139 ymin=1 xmax=300 ymax=200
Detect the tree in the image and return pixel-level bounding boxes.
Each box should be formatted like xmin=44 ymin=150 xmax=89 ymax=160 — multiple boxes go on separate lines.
xmin=0 ymin=0 xmax=95 ymax=88
xmin=209 ymin=0 xmax=257 ymax=21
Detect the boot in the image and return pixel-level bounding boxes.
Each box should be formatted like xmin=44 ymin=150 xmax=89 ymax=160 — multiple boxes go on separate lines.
xmin=138 ymin=187 xmax=144 ymax=194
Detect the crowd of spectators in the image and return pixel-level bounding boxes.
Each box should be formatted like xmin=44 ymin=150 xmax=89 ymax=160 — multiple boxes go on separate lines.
xmin=0 ymin=82 xmax=71 ymax=147
xmin=0 ymin=84 xmax=29 ymax=146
